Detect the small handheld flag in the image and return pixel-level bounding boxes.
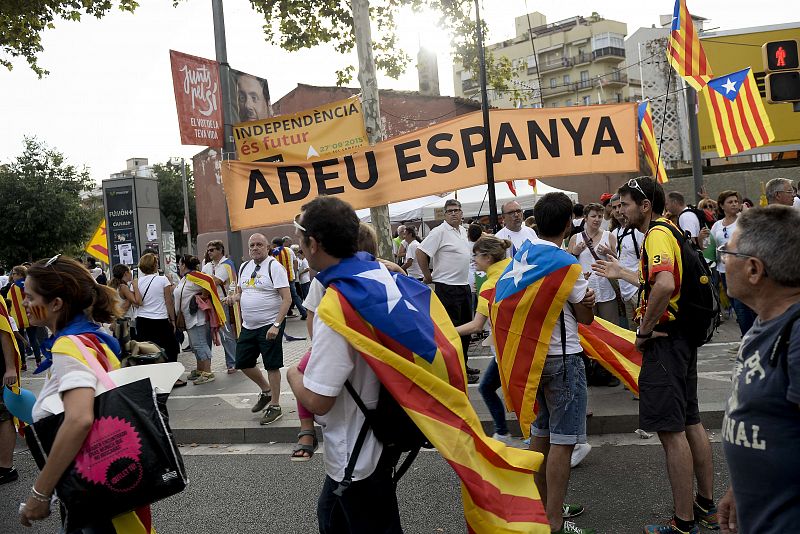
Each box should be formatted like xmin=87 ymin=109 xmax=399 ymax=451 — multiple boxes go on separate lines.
xmin=702 ymin=67 xmax=775 ymax=157
xmin=86 ymin=219 xmax=109 ymax=265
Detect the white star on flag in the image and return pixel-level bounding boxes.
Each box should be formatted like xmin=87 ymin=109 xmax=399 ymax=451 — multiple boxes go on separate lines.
xmin=721 ymin=78 xmax=737 ymax=94
xmin=356 ymin=266 xmax=402 ymax=313
xmin=500 ymin=249 xmax=538 ymax=286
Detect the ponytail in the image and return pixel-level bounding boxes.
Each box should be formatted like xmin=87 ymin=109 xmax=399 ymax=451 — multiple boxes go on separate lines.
xmin=90 ymin=283 xmax=123 ymax=324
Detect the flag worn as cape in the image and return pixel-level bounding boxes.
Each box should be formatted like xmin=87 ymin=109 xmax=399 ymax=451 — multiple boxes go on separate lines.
xmin=315 ymin=256 xmax=548 ymax=533
xmin=0 ymin=297 xmax=23 ymax=432
xmin=489 ymin=241 xmax=642 ymax=437
xmin=185 ymin=271 xmax=227 ymax=326
xmin=8 ymin=282 xmax=29 ymax=329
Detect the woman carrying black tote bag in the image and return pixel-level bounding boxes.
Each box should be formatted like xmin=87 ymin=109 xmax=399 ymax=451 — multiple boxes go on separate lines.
xmin=18 ymin=256 xmax=186 ymax=533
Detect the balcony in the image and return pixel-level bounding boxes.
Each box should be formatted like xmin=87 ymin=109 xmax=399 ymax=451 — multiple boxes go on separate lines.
xmin=540 ymin=83 xmax=572 ymax=98
xmin=538 ymin=56 xmax=573 ymax=73
xmin=461 ymin=78 xmax=479 ymax=92
xmin=592 ymin=47 xmax=626 ymax=61
xmin=600 ymin=72 xmax=628 ymax=86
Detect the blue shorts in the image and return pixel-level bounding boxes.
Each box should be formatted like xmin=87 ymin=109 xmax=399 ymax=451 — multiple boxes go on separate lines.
xmin=531 ymin=353 xmax=588 ymax=445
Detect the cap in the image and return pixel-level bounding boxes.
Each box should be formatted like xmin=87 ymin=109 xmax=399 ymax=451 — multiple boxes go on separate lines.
xmin=599 ymin=193 xmax=614 ymax=205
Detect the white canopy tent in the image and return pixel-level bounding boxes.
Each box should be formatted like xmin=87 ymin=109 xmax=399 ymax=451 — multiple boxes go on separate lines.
xmin=420 ymin=180 xmax=578 ymax=220
xmin=356 ymin=194 xmax=445 ymax=223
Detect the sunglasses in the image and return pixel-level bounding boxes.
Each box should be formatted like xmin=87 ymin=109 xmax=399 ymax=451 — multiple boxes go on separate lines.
xmin=293 ymin=219 xmax=306 ymax=233
xmin=503 ymin=209 xmax=523 ymax=216
xmin=445 ymin=208 xmax=462 ymax=215
xmin=627 ymin=178 xmax=647 ymax=199
xmin=45 ymin=254 xmax=61 ymax=267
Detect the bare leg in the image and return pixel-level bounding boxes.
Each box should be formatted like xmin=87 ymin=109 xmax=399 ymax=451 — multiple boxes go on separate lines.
xmin=658 ymin=430 xmax=695 ymax=521
xmin=685 ymin=422 xmax=714 ymax=500
xmin=197 ymin=360 xmax=211 ymax=373
xmin=0 ymin=419 xmax=14 ymax=468
xmin=530 ymin=436 xmax=550 ymax=511
xmin=266 ymin=369 xmax=281 ymax=407
xmin=241 ymin=367 xmax=270 ymax=392
xmin=544 ymin=444 xmax=575 ymax=531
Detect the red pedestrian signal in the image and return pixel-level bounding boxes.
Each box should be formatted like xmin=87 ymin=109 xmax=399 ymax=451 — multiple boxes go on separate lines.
xmin=763 ymin=39 xmax=799 ymax=71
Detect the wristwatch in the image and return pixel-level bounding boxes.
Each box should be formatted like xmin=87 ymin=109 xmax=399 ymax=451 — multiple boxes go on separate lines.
xmin=272 ymin=322 xmax=281 ymax=328
xmin=636 ymin=328 xmax=652 ymax=339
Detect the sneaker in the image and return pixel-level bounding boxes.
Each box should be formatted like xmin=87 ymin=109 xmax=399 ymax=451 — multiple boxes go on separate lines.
xmin=260 ymin=405 xmax=283 ymax=425
xmin=467 ymin=374 xmax=480 ymax=384
xmin=466 ymin=366 xmax=480 ymax=375
xmin=693 ymin=500 xmax=720 ymax=530
xmin=226 ymin=368 xmax=237 ymax=374
xmin=570 ymin=443 xmax=592 ymax=468
xmin=562 ymin=503 xmax=585 ymax=518
xmin=194 ymin=372 xmax=216 ymax=385
xmin=553 ymin=520 xmax=595 ymax=534
xmin=187 ymin=369 xmax=202 ymax=381
xmin=0 ymin=466 xmax=18 ymax=485
xmin=643 ymin=519 xmax=699 ymax=534
xmin=251 ymin=391 xmax=272 ymax=413
xmin=492 ymin=432 xmax=514 ymax=446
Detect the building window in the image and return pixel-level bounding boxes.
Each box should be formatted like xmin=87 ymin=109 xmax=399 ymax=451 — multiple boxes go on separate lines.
xmin=580 ymin=70 xmax=589 ymax=82
xmin=526 ymin=54 xmax=536 ymax=68
xmin=566 ymin=100 xmax=572 ymax=107
xmin=583 ymin=95 xmax=591 ymax=106
xmin=461 ymin=70 xmax=473 ymax=81
xmin=563 ymin=74 xmax=571 ymax=84
xmin=592 ymin=32 xmax=625 ymax=50
xmin=616 ymin=93 xmax=623 ymax=103
xmin=550 ymin=78 xmax=557 ymax=88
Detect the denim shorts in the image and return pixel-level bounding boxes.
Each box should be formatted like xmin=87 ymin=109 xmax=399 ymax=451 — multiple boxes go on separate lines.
xmin=531 ymin=353 xmax=588 ymax=445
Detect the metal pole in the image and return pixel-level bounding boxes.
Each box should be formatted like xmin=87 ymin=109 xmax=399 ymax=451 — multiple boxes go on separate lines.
xmin=352 ymin=0 xmax=393 ymax=260
xmin=180 ymin=158 xmax=193 ymax=255
xmin=474 ymin=0 xmax=498 ymax=232
xmin=686 ymin=85 xmax=704 ymax=202
xmin=212 ymin=0 xmax=243 ymax=267
xmin=637 ymin=42 xmax=646 ymax=100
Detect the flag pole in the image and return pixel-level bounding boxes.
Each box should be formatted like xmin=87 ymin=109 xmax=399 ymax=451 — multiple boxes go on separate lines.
xmin=474 ymin=0 xmax=499 ymax=232
xmin=685 ymin=83 xmax=705 ymax=203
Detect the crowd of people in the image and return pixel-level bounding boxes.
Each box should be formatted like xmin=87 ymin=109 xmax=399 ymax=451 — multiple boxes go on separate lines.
xmin=1 ymin=175 xmax=799 ymax=533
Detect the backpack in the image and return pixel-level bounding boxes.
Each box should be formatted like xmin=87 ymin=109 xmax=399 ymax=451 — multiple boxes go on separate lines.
xmin=641 ymin=221 xmax=721 ymax=347
xmin=335 ymin=381 xmax=432 ymax=496
xmin=768 ymin=306 xmax=800 ymax=371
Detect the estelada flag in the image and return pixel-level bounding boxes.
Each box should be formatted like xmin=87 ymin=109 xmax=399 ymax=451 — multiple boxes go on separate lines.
xmin=7 ymin=283 xmax=29 ymax=329
xmin=702 ymin=67 xmax=775 ymax=157
xmin=184 ymin=271 xmax=227 ymax=325
xmin=667 ymin=0 xmax=713 ymax=90
xmin=221 ymin=258 xmax=242 ymax=338
xmin=316 ymin=256 xmax=548 ymax=533
xmin=638 ymin=102 xmax=669 ymax=184
xmin=0 ymin=297 xmax=23 ymax=432
xmin=86 ymin=219 xmax=109 ymax=265
xmin=489 ymin=241 xmax=641 ymax=437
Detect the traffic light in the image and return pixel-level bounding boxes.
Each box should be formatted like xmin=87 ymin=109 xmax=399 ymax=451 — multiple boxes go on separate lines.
xmin=762 ymin=39 xmax=800 ymax=103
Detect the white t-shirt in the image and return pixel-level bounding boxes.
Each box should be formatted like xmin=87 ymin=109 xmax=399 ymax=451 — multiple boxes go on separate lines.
xmin=711 ymin=219 xmax=738 ymax=274
xmin=0 ymin=275 xmax=8 ymax=288
xmin=303 ymin=278 xmax=325 ymax=313
xmin=793 ymin=196 xmax=800 ymax=209
xmin=538 ymin=240 xmax=589 ymax=356
xmin=32 ymin=352 xmax=97 ymax=423
xmin=575 ymin=231 xmax=616 ymax=303
xmin=303 ymin=317 xmax=383 ymax=482
xmin=136 ymin=274 xmax=172 ymax=319
xmin=202 ymin=257 xmax=233 ymax=300
xmin=418 ymin=222 xmax=471 ymax=285
xmin=678 ymin=209 xmax=701 ymax=238
xmin=615 ymin=227 xmax=645 ymax=301
xmin=298 ymin=258 xmax=311 ymax=284
xmin=238 ymin=258 xmax=289 ymax=329
xmin=495 ymin=225 xmax=539 ymax=258
xmin=404 ymin=240 xmax=424 ymax=279
xmin=173 ymin=277 xmax=206 ymax=330
xmin=600 ymin=217 xmax=611 ymax=231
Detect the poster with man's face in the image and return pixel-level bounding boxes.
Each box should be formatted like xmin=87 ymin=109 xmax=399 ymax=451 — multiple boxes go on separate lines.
xmin=229 ymin=68 xmax=273 ymax=124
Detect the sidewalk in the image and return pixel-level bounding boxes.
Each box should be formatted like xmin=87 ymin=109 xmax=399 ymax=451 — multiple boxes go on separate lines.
xmin=19 ymin=315 xmax=741 ymax=445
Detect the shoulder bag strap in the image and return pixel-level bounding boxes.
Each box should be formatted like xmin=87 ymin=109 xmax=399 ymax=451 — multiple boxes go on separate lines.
xmin=334 ymin=380 xmax=372 ymax=496
xmin=140 ymin=276 xmax=156 ymax=303
xmin=768 ymin=306 xmax=800 ymax=369
xmin=631 ymin=230 xmax=640 ymax=259
xmin=581 ymin=231 xmax=602 ymax=262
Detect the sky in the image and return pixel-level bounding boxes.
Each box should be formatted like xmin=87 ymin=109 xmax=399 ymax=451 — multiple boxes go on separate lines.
xmin=0 ymin=0 xmax=795 ymax=183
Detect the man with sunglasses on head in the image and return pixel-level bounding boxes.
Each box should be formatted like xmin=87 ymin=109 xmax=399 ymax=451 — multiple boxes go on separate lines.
xmin=417 ymin=199 xmax=479 ymax=383
xmin=495 ymin=200 xmax=538 ymax=257
xmin=227 ymin=233 xmax=291 ymax=425
xmin=594 ymin=177 xmax=717 ymax=534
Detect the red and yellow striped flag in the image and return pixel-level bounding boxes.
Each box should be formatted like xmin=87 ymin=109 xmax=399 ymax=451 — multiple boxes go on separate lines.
xmin=221 ymin=259 xmax=242 ymax=338
xmin=667 ymin=0 xmax=713 ymax=90
xmin=7 ymin=283 xmax=29 ymax=329
xmin=638 ymin=102 xmax=669 ymax=184
xmin=578 ymin=318 xmax=642 ymax=396
xmin=185 ymin=271 xmax=227 ymax=325
xmin=0 ymin=297 xmax=23 ymax=432
xmin=86 ymin=219 xmax=109 ymax=265
xmin=316 ymin=257 xmax=548 ymax=533
xmin=702 ymin=67 xmax=775 ymax=157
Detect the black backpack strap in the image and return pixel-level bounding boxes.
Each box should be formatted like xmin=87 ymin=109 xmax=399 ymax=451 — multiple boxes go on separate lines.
xmin=334 ymin=380 xmax=373 ymax=496
xmin=768 ymin=306 xmax=800 ymax=368
xmin=238 ymin=260 xmax=252 ymax=279
xmin=631 ymin=230 xmax=640 ymax=259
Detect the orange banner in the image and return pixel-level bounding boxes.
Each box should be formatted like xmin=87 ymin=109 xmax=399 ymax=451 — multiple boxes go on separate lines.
xmin=169 ymin=50 xmax=224 ymax=146
xmin=221 ymin=104 xmax=639 ymax=230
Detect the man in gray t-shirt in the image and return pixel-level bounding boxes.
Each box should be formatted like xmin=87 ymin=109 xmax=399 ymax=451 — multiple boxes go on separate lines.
xmin=718 ymin=206 xmax=800 ymax=534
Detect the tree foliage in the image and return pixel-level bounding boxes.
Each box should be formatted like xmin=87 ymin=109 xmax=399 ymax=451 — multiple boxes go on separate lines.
xmin=152 ymin=161 xmax=197 ymax=252
xmin=0 ymin=137 xmax=95 ymax=266
xmin=0 ymin=0 xmax=139 ymax=77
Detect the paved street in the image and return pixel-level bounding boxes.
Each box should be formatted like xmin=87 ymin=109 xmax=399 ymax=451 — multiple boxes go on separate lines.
xmin=1 ymin=435 xmax=730 ymax=533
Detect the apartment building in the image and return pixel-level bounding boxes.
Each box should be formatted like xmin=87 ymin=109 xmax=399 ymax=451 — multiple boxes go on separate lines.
xmin=454 ymin=12 xmax=641 ymax=109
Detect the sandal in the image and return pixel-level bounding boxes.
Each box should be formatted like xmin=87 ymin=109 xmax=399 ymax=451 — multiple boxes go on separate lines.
xmin=290 ymin=429 xmax=318 ymax=462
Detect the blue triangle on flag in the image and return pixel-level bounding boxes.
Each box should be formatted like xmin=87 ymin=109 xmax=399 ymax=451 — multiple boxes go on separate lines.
xmin=707 ymin=67 xmax=751 ymax=101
